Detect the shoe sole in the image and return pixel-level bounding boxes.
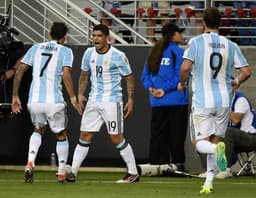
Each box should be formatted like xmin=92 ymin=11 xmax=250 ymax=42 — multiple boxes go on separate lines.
xmin=24 ymin=169 xmax=33 ymax=183
xmin=215 ymin=142 xmax=227 ymax=171
xmin=58 ymin=179 xmax=65 ymax=184
xmin=66 ymin=178 xmax=76 ymax=182
xmin=199 ymin=186 xmax=213 ymax=194
xmin=116 ymin=175 xmax=140 ymax=183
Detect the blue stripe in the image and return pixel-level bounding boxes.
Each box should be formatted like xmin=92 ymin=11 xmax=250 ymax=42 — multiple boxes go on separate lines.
xmin=96 ymin=54 xmax=104 ymax=101
xmin=116 ymin=139 xmax=126 ymax=149
xmin=38 ymin=44 xmax=51 ymax=103
xmin=26 ymin=45 xmax=40 ymax=103
xmin=57 ymin=139 xmax=68 ymax=146
xmin=210 ymin=34 xmax=222 ymax=107
xmin=32 ymin=132 xmax=42 ymax=137
xmin=226 ymin=41 xmax=234 ymax=105
xmin=195 ymin=36 xmax=205 ymax=107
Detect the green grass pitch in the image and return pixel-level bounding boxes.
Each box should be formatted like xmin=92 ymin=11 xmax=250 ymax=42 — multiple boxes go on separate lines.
xmin=0 ymin=170 xmax=256 ymax=198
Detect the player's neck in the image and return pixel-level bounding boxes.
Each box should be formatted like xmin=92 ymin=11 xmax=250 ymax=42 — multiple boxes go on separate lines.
xmin=204 ymin=28 xmax=218 ymax=34
xmin=96 ymin=44 xmax=110 ymax=54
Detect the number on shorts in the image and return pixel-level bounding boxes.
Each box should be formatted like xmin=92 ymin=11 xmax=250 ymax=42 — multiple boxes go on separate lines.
xmin=210 ymin=52 xmax=222 ymax=79
xmin=40 ymin=53 xmax=53 ymax=77
xmin=96 ymin=65 xmax=103 ymax=77
xmin=107 ymin=121 xmax=117 ymax=132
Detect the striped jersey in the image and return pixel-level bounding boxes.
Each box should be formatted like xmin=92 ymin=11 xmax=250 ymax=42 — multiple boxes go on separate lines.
xmin=183 ymin=32 xmax=248 ymax=108
xmin=81 ymin=45 xmax=132 ymax=102
xmin=22 ymin=40 xmax=73 ymax=104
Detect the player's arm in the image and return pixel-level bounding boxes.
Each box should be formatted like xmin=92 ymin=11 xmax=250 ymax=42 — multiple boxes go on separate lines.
xmin=178 ymin=59 xmax=192 ymax=91
xmin=1 ymin=57 xmax=23 ymax=82
xmin=124 ymin=73 xmax=135 ymax=118
xmin=63 ymin=66 xmax=81 ymax=114
xmin=230 ymin=111 xmax=244 ymax=125
xmin=231 ymin=66 xmax=251 ymax=88
xmin=78 ymin=70 xmax=90 ymax=110
xmin=12 ymin=63 xmax=29 ymax=113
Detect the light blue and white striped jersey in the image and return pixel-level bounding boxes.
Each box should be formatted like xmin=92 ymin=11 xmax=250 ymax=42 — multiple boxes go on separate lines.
xmin=81 ymin=45 xmax=132 ymax=102
xmin=22 ymin=40 xmax=73 ymax=104
xmin=183 ymin=32 xmax=248 ymax=108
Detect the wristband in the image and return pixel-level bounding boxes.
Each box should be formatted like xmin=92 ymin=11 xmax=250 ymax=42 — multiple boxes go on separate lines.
xmin=70 ymin=96 xmax=77 ymax=104
xmin=235 ymin=77 xmax=240 ymax=85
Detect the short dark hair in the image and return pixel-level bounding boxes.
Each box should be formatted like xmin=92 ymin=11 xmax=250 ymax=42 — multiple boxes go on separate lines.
xmin=50 ymin=22 xmax=68 ymax=40
xmin=203 ymin=7 xmax=221 ymax=29
xmin=93 ymin=24 xmax=109 ymax=36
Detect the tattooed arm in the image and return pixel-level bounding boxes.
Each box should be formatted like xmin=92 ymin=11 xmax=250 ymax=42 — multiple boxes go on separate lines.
xmin=124 ymin=74 xmax=135 ymax=118
xmin=78 ymin=70 xmax=90 ymax=110
xmin=12 ymin=63 xmax=29 ymax=113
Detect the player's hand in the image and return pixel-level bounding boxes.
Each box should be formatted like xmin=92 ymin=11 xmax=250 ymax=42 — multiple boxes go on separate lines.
xmin=78 ymin=95 xmax=87 ymax=111
xmin=231 ymin=79 xmax=240 ymax=90
xmin=124 ymin=97 xmax=134 ymax=118
xmin=72 ymin=102 xmax=83 ymax=115
xmin=12 ymin=96 xmax=22 ymax=114
xmin=177 ymin=82 xmax=186 ymax=91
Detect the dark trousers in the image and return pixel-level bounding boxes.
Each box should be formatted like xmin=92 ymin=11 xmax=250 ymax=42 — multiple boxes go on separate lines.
xmin=225 ymin=127 xmax=256 ymax=167
xmin=149 ymin=105 xmax=188 ymax=165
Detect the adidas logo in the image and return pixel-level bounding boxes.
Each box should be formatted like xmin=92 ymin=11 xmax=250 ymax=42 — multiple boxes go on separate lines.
xmin=197 ymin=132 xmax=202 ymax=137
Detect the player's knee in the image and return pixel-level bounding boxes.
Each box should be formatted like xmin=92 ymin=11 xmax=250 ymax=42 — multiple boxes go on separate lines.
xmin=110 ymin=134 xmax=123 ymax=145
xmin=56 ymin=130 xmax=67 ymax=141
xmin=80 ymin=131 xmax=94 ymax=142
xmin=35 ymin=127 xmax=46 ymax=135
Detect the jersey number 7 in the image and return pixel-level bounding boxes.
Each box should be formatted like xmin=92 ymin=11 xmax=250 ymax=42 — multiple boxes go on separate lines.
xmin=40 ymin=53 xmax=53 ymax=77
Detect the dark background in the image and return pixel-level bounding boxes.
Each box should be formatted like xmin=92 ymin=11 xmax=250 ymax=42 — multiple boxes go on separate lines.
xmin=0 ymin=45 xmax=153 ymax=167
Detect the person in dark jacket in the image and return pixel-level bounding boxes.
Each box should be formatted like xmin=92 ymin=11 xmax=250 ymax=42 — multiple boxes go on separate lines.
xmin=140 ymin=23 xmax=189 ymax=174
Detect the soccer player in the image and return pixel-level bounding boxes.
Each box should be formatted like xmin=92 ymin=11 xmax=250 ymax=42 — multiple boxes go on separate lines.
xmin=178 ymin=7 xmax=251 ymax=194
xmin=12 ymin=22 xmax=80 ymax=183
xmin=66 ymin=24 xmax=139 ymax=183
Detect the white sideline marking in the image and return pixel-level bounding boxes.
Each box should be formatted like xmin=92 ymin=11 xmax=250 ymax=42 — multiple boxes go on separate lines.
xmin=0 ymin=179 xmax=256 ymax=185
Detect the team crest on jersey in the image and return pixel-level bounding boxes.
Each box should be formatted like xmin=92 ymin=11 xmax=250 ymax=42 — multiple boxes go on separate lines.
xmin=124 ymin=57 xmax=129 ymax=64
xmin=103 ymin=60 xmax=109 ymax=66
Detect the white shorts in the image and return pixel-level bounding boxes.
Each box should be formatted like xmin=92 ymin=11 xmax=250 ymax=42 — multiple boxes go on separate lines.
xmin=80 ymin=100 xmax=124 ymax=135
xmin=190 ymin=107 xmax=230 ymax=140
xmin=27 ymin=102 xmax=67 ymax=133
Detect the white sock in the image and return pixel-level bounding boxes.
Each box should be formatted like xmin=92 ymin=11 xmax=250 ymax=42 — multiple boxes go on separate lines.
xmin=196 ymin=140 xmax=216 ymax=154
xmin=204 ymin=154 xmax=218 ymax=187
xmin=71 ymin=143 xmax=90 ymax=176
xmin=56 ymin=139 xmax=69 ymax=175
xmin=119 ymin=143 xmax=138 ymax=175
xmin=28 ymin=132 xmax=42 ymax=167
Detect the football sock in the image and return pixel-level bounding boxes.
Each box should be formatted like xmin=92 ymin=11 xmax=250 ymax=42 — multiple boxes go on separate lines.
xmin=204 ymin=153 xmax=218 ymax=187
xmin=196 ymin=140 xmax=216 ymax=154
xmin=27 ymin=132 xmax=42 ymax=167
xmin=71 ymin=139 xmax=90 ymax=176
xmin=117 ymin=139 xmax=138 ymax=175
xmin=56 ymin=138 xmax=69 ymax=175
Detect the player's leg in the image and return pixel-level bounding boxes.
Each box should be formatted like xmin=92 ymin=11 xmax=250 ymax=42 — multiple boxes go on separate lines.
xmin=103 ymin=102 xmax=139 ymax=183
xmin=191 ymin=108 xmax=218 ymax=193
xmin=54 ymin=130 xmax=69 ymax=183
xmin=25 ymin=103 xmax=47 ymax=183
xmin=48 ymin=103 xmax=69 ymax=183
xmin=111 ymin=133 xmax=139 ymax=183
xmin=66 ymin=101 xmax=102 ymax=182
